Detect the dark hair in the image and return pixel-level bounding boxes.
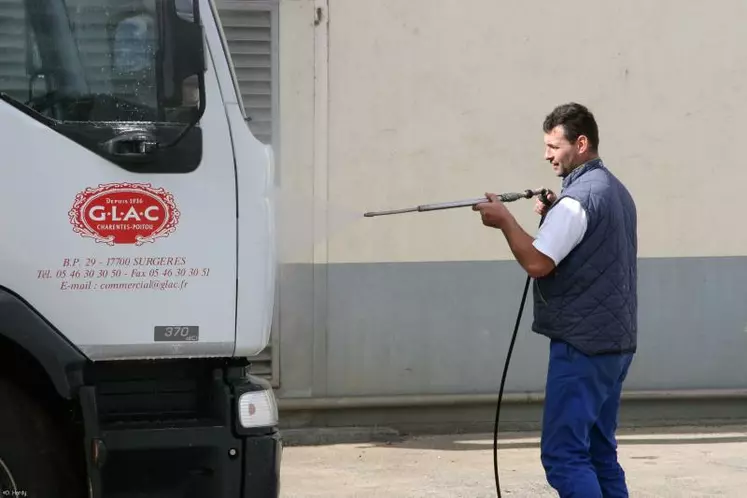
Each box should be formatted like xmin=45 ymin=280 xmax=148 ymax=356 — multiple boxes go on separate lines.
xmin=543 ymin=102 xmax=599 ymax=151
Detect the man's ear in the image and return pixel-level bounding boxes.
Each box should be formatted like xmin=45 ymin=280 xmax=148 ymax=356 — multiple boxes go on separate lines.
xmin=576 ymin=135 xmax=589 ymax=154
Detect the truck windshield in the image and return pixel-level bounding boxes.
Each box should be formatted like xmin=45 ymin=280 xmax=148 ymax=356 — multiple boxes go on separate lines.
xmin=0 ymin=0 xmax=198 ymax=123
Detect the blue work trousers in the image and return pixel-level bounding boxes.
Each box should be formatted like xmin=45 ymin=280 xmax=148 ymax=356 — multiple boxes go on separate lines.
xmin=541 ymin=339 xmax=634 ymax=498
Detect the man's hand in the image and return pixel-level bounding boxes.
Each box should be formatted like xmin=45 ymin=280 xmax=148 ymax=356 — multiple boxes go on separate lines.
xmin=474 ymin=190 xmax=556 ymax=278
xmin=473 ymin=193 xmax=513 ymax=229
xmin=534 ymin=189 xmax=557 ymax=216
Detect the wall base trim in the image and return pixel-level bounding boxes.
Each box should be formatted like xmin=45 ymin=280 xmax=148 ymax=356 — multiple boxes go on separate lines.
xmin=278 ymin=389 xmax=747 ymax=411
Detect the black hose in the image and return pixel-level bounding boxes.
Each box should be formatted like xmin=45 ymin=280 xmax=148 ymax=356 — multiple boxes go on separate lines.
xmin=493 ymin=202 xmax=550 ymax=497
xmin=493 ymin=273 xmax=531 ymax=497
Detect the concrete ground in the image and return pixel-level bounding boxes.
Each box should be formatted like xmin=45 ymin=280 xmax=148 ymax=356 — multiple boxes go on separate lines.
xmin=279 ymin=425 xmax=747 ymax=497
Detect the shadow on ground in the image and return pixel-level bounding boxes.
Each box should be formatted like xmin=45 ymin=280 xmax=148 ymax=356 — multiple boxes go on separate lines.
xmin=360 ymin=424 xmax=747 ymax=452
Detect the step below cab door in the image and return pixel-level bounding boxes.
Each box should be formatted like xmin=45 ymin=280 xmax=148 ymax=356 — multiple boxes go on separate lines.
xmin=0 ymin=0 xmax=238 ymax=359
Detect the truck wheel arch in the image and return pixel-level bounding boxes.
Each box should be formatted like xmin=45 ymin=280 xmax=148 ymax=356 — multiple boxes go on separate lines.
xmin=0 ymin=288 xmax=88 ymax=399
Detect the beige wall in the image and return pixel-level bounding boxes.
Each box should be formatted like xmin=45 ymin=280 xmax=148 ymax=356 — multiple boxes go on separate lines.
xmin=273 ymin=0 xmax=747 ymax=400
xmin=279 ymin=0 xmax=747 ymax=265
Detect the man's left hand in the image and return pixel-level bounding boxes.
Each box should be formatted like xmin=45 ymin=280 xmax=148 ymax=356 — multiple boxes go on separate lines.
xmin=473 ymin=193 xmax=513 ymax=229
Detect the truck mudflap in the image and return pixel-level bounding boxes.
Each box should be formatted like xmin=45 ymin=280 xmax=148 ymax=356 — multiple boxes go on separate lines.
xmin=243 ymin=431 xmax=283 ymax=496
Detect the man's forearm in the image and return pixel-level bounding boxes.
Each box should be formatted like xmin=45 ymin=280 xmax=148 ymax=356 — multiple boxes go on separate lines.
xmin=500 ymin=216 xmax=553 ymax=278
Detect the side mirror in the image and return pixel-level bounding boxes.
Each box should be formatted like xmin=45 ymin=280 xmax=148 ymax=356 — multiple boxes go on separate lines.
xmin=158 ymin=0 xmax=206 ymax=115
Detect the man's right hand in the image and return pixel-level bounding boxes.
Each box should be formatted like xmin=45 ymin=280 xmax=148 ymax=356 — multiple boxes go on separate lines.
xmin=534 ymin=189 xmax=557 ymax=216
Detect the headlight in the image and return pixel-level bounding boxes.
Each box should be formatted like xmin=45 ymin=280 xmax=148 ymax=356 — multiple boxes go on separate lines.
xmin=238 ymin=388 xmax=278 ymax=428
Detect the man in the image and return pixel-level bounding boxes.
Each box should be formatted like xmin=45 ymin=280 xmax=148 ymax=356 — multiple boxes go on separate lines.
xmin=474 ymin=102 xmax=637 ymax=497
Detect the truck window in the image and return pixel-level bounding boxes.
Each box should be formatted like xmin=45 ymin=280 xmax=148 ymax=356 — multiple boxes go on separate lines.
xmin=0 ymin=0 xmax=159 ymax=122
xmin=0 ymin=0 xmax=206 ymax=172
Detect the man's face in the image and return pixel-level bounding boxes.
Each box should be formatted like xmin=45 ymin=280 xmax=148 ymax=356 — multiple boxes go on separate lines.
xmin=544 ymin=125 xmax=580 ymax=177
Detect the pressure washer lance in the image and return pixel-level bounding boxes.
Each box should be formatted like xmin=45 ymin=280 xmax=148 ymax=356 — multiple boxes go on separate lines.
xmin=364 ymin=186 xmax=554 ymax=498
xmin=363 ymin=188 xmax=550 ymax=217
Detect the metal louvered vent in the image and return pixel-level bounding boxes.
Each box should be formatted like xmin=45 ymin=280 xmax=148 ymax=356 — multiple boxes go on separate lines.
xmin=214 ymin=1 xmax=279 ymax=387
xmin=0 ymin=0 xmax=30 ymax=101
xmin=215 ymin=1 xmax=276 ymax=145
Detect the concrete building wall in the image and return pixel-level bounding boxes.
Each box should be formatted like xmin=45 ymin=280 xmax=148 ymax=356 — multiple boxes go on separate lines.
xmin=271 ymin=0 xmax=747 ymax=404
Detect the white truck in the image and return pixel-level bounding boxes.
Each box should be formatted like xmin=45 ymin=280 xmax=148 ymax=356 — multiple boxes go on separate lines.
xmin=0 ymin=0 xmax=280 ymax=496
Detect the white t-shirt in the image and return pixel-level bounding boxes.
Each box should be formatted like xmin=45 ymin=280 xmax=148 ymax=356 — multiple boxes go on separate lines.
xmin=532 ymin=197 xmax=588 ymax=266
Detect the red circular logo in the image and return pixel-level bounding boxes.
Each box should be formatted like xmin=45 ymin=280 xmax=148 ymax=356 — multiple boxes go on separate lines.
xmin=69 ymin=183 xmax=180 ymax=245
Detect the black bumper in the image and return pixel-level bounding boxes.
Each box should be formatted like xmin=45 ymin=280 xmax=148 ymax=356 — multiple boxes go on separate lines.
xmin=88 ymin=424 xmax=282 ymax=497
xmin=80 ymin=358 xmax=283 ymax=497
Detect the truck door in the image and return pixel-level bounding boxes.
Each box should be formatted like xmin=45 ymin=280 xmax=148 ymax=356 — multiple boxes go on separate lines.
xmin=0 ymin=0 xmax=238 ymax=359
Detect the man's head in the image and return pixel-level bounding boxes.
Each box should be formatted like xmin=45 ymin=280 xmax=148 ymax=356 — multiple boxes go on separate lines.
xmin=543 ymin=102 xmax=599 ymax=177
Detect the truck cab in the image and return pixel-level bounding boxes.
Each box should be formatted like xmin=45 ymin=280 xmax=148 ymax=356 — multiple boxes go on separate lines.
xmin=0 ymin=0 xmax=280 ymax=496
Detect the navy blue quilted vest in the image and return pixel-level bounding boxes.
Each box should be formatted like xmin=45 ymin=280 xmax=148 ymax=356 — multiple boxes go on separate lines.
xmin=531 ymin=158 xmax=638 ymax=355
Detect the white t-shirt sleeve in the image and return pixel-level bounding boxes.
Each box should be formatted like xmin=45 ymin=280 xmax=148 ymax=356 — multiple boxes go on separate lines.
xmin=532 ymin=197 xmax=588 ymax=266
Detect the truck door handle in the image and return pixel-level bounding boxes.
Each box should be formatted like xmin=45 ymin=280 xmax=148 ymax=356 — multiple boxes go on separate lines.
xmin=101 ymin=131 xmax=159 ymax=159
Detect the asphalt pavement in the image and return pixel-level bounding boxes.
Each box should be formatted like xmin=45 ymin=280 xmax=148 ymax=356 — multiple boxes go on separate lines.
xmin=279 ymin=425 xmax=747 ymax=497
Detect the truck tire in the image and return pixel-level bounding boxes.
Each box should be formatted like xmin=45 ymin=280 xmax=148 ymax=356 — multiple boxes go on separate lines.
xmin=0 ymin=378 xmax=84 ymax=498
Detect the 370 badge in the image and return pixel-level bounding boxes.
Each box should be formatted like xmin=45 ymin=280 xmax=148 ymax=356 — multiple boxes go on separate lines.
xmin=69 ymin=183 xmax=180 ymax=246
